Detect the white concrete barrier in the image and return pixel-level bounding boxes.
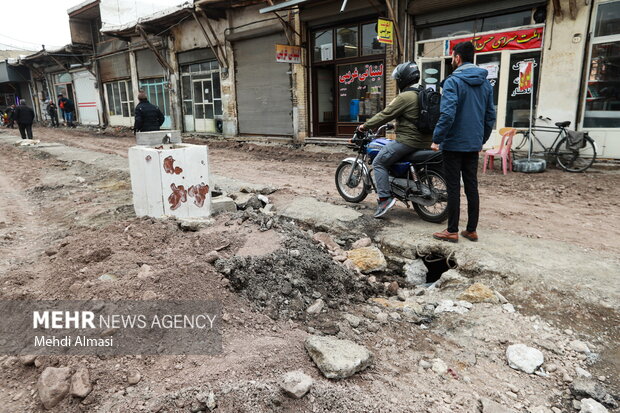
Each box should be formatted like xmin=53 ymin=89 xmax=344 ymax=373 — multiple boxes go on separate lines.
xmin=128 ymin=143 xmax=211 ymax=218
xmin=135 ymin=130 xmax=182 ymax=146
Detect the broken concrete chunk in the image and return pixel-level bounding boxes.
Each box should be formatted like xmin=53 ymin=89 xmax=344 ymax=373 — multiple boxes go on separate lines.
xmin=346 ymin=247 xmax=387 ymax=273
xmin=178 ymin=218 xmax=214 ymax=231
xmin=304 ymin=335 xmax=373 ymax=379
xmin=569 ymin=340 xmax=591 ymax=354
xmin=312 ymin=232 xmax=340 ymax=251
xmin=478 ymin=397 xmax=518 ymax=413
xmin=127 ymin=370 xmax=142 ymax=385
xmin=351 ymin=237 xmax=372 ymax=249
xmin=579 ymin=399 xmax=609 ymax=413
xmin=37 ymin=367 xmax=72 ymax=409
xmin=403 ymin=259 xmax=427 ymax=285
xmin=211 ymin=196 xmax=237 ymax=214
xmin=280 ymin=370 xmax=314 ymax=399
xmin=458 ymin=283 xmax=499 ymax=304
xmin=506 ymin=344 xmax=544 ymax=374
xmin=306 ymin=299 xmax=325 ymax=315
xmin=570 ymin=378 xmax=618 ymax=408
xmin=434 ymin=268 xmax=467 ymax=288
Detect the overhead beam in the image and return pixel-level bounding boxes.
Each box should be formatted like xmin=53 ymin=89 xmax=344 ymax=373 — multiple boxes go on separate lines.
xmin=136 ymin=25 xmax=175 ymax=74
xmin=191 ymin=10 xmax=227 ymax=68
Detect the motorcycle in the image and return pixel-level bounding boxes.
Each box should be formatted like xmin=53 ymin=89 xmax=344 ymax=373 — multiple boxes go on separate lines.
xmin=335 ymin=124 xmax=448 ymax=223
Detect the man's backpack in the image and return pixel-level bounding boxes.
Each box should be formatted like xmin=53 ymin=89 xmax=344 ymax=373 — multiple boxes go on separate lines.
xmin=415 ymin=87 xmax=441 ymax=134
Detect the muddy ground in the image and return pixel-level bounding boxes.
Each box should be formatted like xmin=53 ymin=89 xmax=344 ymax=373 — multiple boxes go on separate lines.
xmin=0 ymin=126 xmax=618 ymax=413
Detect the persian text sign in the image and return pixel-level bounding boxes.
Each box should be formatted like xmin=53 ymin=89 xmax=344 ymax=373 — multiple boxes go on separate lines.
xmin=377 ymin=19 xmax=394 ymax=44
xmin=276 ymin=44 xmax=301 ymax=64
xmin=449 ymin=27 xmax=544 ymax=54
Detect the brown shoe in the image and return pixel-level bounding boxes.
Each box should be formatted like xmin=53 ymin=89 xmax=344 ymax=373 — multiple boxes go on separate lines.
xmin=460 ymin=230 xmax=478 ymax=242
xmin=433 ymin=229 xmax=458 ymax=243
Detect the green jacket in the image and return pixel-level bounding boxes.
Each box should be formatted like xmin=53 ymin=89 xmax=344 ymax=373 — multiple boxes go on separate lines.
xmin=363 ymin=90 xmax=431 ymax=149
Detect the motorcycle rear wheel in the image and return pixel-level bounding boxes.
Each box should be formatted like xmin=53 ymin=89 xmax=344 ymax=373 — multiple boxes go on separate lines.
xmin=412 ymin=168 xmax=448 ymax=223
xmin=335 ymin=161 xmax=369 ymax=203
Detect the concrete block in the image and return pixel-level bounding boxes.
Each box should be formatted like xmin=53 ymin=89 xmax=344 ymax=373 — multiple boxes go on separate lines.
xmin=211 ymin=196 xmax=237 ymax=214
xmin=136 ymin=130 xmax=182 ymax=146
xmin=128 ymin=143 xmax=211 ymax=218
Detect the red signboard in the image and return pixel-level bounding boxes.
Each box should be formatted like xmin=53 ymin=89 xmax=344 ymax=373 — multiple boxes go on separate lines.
xmin=448 ymin=27 xmax=544 ymax=54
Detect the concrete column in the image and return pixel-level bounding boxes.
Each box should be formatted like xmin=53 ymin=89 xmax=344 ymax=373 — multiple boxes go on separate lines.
xmin=129 ymin=50 xmax=140 ymax=102
xmin=166 ymin=39 xmax=183 ymax=131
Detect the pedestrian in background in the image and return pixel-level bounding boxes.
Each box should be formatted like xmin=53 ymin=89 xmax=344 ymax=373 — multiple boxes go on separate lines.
xmin=58 ymin=93 xmax=76 ymax=127
xmin=6 ymin=104 xmax=15 ymax=128
xmin=431 ymin=41 xmax=496 ymax=243
xmin=13 ymin=99 xmax=35 ymax=139
xmin=47 ymin=100 xmax=59 ymax=127
xmin=134 ymin=91 xmax=164 ymax=132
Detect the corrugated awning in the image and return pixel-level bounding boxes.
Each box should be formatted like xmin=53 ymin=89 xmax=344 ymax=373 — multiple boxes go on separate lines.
xmin=259 ymin=0 xmax=308 ymax=14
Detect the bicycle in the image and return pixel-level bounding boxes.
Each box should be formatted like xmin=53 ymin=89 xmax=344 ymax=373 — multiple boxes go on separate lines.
xmin=512 ymin=118 xmax=597 ymax=172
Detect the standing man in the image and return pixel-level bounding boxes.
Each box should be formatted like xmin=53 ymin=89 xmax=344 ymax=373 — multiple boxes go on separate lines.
xmin=134 ymin=91 xmax=165 ymax=132
xmin=431 ymin=41 xmax=496 ymax=243
xmin=13 ymin=99 xmax=35 ymax=139
xmin=58 ymin=93 xmax=76 ymax=127
xmin=47 ymin=100 xmax=59 ymax=127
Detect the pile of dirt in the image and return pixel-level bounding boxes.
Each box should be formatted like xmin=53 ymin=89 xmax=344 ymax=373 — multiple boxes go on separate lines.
xmin=215 ymin=223 xmax=374 ymax=321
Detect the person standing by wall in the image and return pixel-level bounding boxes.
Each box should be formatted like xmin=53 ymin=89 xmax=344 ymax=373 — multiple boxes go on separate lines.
xmin=13 ymin=99 xmax=35 ymax=139
xmin=134 ymin=91 xmax=165 ymax=133
xmin=430 ymin=41 xmax=496 ymax=243
xmin=57 ymin=93 xmax=76 ymax=127
xmin=6 ymin=104 xmax=15 ymax=128
xmin=47 ymin=101 xmax=59 ymax=127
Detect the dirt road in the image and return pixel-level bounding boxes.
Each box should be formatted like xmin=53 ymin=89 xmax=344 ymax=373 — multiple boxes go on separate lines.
xmin=0 ymin=126 xmax=618 ymax=412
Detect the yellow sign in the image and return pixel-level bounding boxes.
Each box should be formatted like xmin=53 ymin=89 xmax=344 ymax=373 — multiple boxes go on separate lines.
xmin=377 ymin=19 xmax=393 ymax=45
xmin=275 ymin=44 xmax=301 ymax=64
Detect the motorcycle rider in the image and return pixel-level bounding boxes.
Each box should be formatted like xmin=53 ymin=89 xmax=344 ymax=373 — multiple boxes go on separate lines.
xmin=357 ymin=61 xmax=431 ymax=218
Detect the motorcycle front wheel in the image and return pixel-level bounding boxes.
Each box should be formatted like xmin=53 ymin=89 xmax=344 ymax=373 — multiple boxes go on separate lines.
xmin=335 ymin=161 xmax=369 ymax=203
xmin=412 ymin=168 xmax=448 ymax=223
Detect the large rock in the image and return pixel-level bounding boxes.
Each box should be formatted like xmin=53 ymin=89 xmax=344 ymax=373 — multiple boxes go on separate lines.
xmin=37 ymin=367 xmax=72 ymax=409
xmin=571 ymin=378 xmax=618 ymax=408
xmin=306 ymin=299 xmax=325 ymax=315
xmin=404 ymin=259 xmax=427 ymax=285
xmin=304 ymin=335 xmax=373 ymax=379
xmin=312 ymin=232 xmax=340 ymax=251
xmin=351 ymin=237 xmax=372 ymax=249
xmin=479 ymin=398 xmax=518 ymax=413
xmin=580 ymin=399 xmax=609 ymax=413
xmin=70 ymin=367 xmax=92 ymax=398
xmin=506 ymin=344 xmax=544 ymax=374
xmin=346 ymin=247 xmax=387 ymax=273
xmin=435 ymin=269 xmax=468 ymax=288
xmin=280 ymin=370 xmax=314 ymax=399
xmin=458 ymin=283 xmax=499 ymax=304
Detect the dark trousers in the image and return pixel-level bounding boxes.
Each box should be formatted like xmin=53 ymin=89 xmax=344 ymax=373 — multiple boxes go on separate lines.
xmin=18 ymin=123 xmax=33 ymax=139
xmin=443 ymin=150 xmax=480 ymax=233
xmin=50 ymin=114 xmax=59 ymax=127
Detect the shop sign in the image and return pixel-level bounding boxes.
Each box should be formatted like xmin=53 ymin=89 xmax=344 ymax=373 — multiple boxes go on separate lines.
xmin=518 ymin=61 xmax=533 ymax=92
xmin=275 ymin=44 xmax=301 ymax=64
xmin=338 ymin=64 xmax=384 ymax=85
xmin=377 ymin=19 xmax=394 ymax=44
xmin=448 ymin=27 xmax=544 ymax=54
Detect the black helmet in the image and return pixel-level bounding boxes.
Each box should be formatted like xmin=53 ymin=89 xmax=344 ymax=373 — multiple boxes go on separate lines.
xmin=391 ymin=61 xmax=420 ymax=91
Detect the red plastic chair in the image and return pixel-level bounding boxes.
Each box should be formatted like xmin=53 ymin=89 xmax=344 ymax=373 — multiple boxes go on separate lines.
xmin=483 ymin=127 xmax=516 ymax=175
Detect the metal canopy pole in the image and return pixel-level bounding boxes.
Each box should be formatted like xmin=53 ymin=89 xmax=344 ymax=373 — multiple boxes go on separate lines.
xmin=136 ymin=25 xmax=176 ymax=74
xmin=191 ymin=10 xmax=226 ymax=68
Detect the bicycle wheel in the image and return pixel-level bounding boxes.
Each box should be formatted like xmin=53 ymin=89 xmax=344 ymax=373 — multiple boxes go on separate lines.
xmin=555 ymin=136 xmax=597 ymax=172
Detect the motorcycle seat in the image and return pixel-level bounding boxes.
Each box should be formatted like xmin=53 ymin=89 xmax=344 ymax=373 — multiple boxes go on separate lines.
xmin=407 ymin=150 xmax=442 ymax=164
xmin=555 ymin=121 xmax=571 ymax=128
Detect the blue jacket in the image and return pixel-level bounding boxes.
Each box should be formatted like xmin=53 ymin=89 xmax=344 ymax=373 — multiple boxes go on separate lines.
xmin=432 ymin=63 xmax=496 ymax=152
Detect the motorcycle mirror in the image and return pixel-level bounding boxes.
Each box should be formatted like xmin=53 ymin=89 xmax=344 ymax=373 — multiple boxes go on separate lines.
xmin=386 ymin=123 xmax=395 ymax=130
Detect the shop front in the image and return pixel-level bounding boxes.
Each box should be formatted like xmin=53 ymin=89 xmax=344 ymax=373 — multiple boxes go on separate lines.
xmin=413 ymin=3 xmax=547 ymax=144
xmin=99 ymin=53 xmax=134 ymax=127
xmin=310 ymin=20 xmax=387 ymax=137
xmin=136 ymin=49 xmax=172 ymax=129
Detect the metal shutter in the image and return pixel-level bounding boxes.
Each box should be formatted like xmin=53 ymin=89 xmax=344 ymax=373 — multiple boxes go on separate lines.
xmin=410 ymin=0 xmax=545 ymax=25
xmin=233 ymin=32 xmax=294 ymax=136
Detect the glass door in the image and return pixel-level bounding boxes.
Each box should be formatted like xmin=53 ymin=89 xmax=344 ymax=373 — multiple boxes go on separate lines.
xmin=139 ymin=78 xmax=171 ymax=129
xmin=192 ymin=76 xmax=215 ymax=133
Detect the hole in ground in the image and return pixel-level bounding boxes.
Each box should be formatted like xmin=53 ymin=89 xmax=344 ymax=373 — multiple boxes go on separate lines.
xmin=421 ymin=253 xmax=457 ymax=283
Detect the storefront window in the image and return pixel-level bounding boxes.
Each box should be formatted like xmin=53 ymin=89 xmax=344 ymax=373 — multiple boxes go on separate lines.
xmin=478 ymin=10 xmax=532 ymax=33
xmin=476 ymin=53 xmax=501 ymax=106
xmin=104 ymin=80 xmax=133 ymax=118
xmin=362 ymin=23 xmax=385 ymax=55
xmin=506 ymin=51 xmax=541 ymax=127
xmin=584 ymin=1 xmax=620 ymax=128
xmin=595 ymin=1 xmax=620 ymax=37
xmin=314 ymin=30 xmax=333 ymax=61
xmin=337 ymin=61 xmax=384 ymax=122
xmin=336 ymin=26 xmax=358 ymax=59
